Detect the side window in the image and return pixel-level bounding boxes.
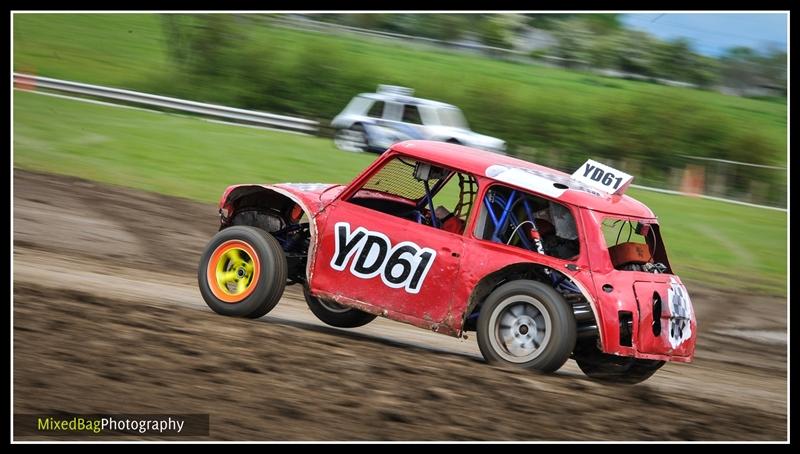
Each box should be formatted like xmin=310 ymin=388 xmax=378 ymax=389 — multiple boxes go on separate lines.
xmin=402 ymin=105 xmax=423 ymax=125
xmin=346 ymin=156 xmax=478 ymax=235
xmin=367 ymin=101 xmax=385 ymax=118
xmin=473 ymin=185 xmax=580 ymax=260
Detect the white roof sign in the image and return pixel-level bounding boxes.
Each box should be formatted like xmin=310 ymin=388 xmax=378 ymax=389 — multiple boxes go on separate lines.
xmin=571 ymin=159 xmax=634 ymax=195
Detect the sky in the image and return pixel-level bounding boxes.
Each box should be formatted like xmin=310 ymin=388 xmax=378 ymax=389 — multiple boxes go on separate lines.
xmin=620 ymin=13 xmax=788 ymax=56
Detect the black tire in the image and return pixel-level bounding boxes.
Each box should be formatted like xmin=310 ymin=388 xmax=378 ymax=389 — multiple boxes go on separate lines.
xmin=230 ymin=210 xmax=283 ymax=233
xmin=198 ymin=226 xmax=287 ymax=319
xmin=573 ymin=341 xmax=664 ymax=384
xmin=303 ymin=285 xmax=377 ymax=328
xmin=334 ymin=124 xmax=369 ymax=153
xmin=477 ymin=280 xmax=576 ymax=373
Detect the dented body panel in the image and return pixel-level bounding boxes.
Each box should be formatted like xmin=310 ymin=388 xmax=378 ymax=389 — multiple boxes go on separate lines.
xmin=215 ymin=140 xmax=696 ymax=363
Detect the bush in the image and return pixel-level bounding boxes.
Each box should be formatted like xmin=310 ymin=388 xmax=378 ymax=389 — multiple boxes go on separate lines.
xmin=154 ymin=17 xmax=782 ymax=203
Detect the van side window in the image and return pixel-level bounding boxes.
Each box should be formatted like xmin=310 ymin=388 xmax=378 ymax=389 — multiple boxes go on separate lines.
xmin=402 ymin=105 xmax=423 ymax=125
xmin=367 ymin=101 xmax=385 ymax=118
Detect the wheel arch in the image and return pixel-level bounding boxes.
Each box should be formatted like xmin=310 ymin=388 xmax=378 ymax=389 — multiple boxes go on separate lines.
xmin=220 ymin=185 xmax=318 ymax=282
xmin=463 ymin=262 xmax=604 ymax=348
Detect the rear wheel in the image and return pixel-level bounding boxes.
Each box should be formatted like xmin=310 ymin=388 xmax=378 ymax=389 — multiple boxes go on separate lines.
xmin=198 ymin=226 xmax=287 ymax=318
xmin=334 ymin=124 xmax=369 ymax=153
xmin=573 ymin=341 xmax=665 ymax=384
xmin=303 ymin=285 xmax=377 ymax=328
xmin=477 ymin=280 xmax=576 ymax=373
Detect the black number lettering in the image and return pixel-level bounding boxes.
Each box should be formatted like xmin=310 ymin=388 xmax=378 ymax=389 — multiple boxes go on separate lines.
xmin=613 ymin=177 xmax=623 ymax=189
xmin=602 ymin=172 xmax=614 ymax=186
xmin=384 ymin=245 xmax=416 ymax=285
xmin=353 ymin=236 xmax=388 ymax=275
xmin=582 ymin=164 xmax=595 ymax=178
xmin=408 ymin=251 xmax=434 ymax=292
xmin=330 ymin=223 xmax=437 ymax=293
xmin=332 ymin=224 xmax=366 ymax=268
xmin=591 ymin=168 xmax=604 ymax=182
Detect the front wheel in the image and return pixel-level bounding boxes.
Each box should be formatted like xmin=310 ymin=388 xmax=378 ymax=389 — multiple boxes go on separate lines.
xmin=303 ymin=285 xmax=377 ymax=328
xmin=477 ymin=280 xmax=576 ymax=373
xmin=573 ymin=341 xmax=664 ymax=384
xmin=198 ymin=226 xmax=287 ymax=318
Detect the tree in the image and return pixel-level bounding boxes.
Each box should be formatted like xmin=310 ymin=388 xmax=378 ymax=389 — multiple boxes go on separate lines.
xmin=719 ymin=46 xmax=766 ymax=92
xmin=652 ymin=38 xmax=694 ymax=80
xmin=477 ymin=15 xmax=515 ymax=49
xmin=614 ymin=30 xmax=658 ymax=76
xmin=550 ymin=18 xmax=594 ymax=67
xmin=760 ymin=49 xmax=787 ymax=94
xmin=582 ymin=14 xmax=622 ymax=35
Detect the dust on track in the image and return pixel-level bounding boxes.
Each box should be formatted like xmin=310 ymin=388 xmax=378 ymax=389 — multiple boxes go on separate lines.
xmin=12 ymin=169 xmax=787 ymax=441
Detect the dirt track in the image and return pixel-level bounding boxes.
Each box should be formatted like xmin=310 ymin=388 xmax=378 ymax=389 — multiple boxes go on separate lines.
xmin=12 ymin=169 xmax=788 ymax=441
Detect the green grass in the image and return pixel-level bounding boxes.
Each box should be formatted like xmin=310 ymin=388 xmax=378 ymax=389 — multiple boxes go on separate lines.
xmin=13 ymin=13 xmax=787 ymax=167
xmin=13 ymin=90 xmax=787 ymax=295
xmin=13 ymin=91 xmax=377 ymax=199
xmin=13 ymin=14 xmax=168 ymax=88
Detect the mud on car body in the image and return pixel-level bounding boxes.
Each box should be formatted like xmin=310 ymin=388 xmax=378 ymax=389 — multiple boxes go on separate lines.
xmin=198 ymin=140 xmax=696 ymax=384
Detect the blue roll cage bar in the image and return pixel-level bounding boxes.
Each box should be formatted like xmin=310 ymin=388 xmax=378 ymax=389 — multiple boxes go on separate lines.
xmin=415 ymin=170 xmax=582 ymax=296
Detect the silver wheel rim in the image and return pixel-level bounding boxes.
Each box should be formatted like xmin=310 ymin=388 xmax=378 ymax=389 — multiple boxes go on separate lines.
xmin=334 ymin=129 xmax=367 ymax=153
xmin=319 ymin=299 xmax=352 ymax=314
xmin=488 ymin=295 xmax=552 ymax=363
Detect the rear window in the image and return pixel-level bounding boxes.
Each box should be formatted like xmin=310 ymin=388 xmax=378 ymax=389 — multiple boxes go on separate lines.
xmin=602 ymin=218 xmax=670 ymax=273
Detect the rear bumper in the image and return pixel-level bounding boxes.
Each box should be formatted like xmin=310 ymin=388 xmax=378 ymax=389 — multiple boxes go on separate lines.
xmin=594 ymin=275 xmax=697 ymax=362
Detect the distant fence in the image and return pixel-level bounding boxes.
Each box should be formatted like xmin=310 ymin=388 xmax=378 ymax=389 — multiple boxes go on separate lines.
xmin=12 ymin=73 xmax=319 ymax=134
xmin=516 ymin=147 xmax=787 ymax=211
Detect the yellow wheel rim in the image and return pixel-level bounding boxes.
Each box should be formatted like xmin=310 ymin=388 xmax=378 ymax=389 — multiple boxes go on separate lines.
xmin=206 ymin=240 xmax=261 ymax=303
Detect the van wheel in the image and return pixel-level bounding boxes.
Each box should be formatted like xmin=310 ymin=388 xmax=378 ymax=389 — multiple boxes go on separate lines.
xmin=334 ymin=124 xmax=369 ymax=152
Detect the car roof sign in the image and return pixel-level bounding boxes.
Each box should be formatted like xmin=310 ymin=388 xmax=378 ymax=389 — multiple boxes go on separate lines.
xmin=377 ymin=84 xmax=415 ymax=96
xmin=571 ymin=159 xmax=634 ymax=195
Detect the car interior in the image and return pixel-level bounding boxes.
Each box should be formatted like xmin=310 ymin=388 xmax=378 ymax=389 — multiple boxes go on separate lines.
xmin=473 ymin=185 xmax=580 ymax=260
xmin=347 ymin=157 xmax=476 ymax=235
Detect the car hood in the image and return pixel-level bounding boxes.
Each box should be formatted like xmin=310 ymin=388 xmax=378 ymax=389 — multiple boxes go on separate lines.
xmin=272 ymin=183 xmax=345 ymax=211
xmin=220 ymin=183 xmax=345 ymax=217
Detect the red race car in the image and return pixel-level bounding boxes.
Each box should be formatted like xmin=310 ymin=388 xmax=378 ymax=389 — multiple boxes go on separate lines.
xmin=198 ymin=140 xmax=696 ymax=383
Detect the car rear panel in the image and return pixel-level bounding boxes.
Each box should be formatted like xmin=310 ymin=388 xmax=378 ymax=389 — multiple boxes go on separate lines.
xmin=632 ymin=277 xmax=697 ymax=359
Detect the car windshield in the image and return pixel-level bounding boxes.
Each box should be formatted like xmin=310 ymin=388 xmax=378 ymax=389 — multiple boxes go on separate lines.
xmin=424 ymin=107 xmax=468 ymax=128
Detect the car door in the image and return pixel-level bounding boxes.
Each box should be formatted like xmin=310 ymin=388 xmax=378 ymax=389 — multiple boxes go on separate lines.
xmin=309 ymin=160 xmax=465 ymax=330
xmin=378 ymin=103 xmax=426 ymax=142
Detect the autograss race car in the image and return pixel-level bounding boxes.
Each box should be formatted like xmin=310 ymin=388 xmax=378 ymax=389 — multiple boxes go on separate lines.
xmin=331 ymin=85 xmax=506 ymax=154
xmin=198 ymin=140 xmax=696 ymax=384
